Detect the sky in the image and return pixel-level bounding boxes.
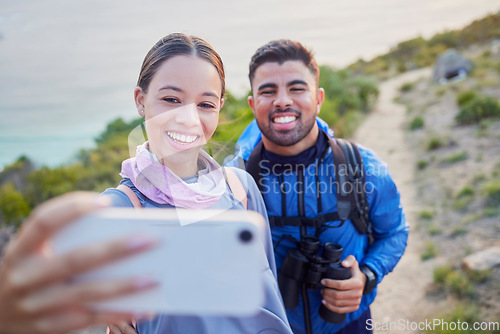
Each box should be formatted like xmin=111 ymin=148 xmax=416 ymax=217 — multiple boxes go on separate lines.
xmin=0 ymin=0 xmax=499 ymax=167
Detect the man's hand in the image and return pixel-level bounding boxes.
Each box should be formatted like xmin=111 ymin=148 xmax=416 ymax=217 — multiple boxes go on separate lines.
xmin=320 ymin=255 xmax=366 ymax=314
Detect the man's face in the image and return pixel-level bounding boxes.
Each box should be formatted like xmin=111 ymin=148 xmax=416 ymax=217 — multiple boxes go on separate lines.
xmin=248 ymin=60 xmax=324 ymax=156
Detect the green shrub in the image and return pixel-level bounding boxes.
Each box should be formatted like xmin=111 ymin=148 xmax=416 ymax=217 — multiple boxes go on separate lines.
xmin=457 ymin=186 xmax=474 ymax=198
xmin=419 ymin=209 xmax=435 ymax=220
xmin=456 ymin=90 xmax=478 ymax=107
xmin=483 ymin=207 xmax=499 ymax=217
xmin=445 ymin=271 xmax=474 ymax=298
xmin=473 ymin=173 xmax=487 ymax=184
xmin=460 ymin=213 xmax=481 ymax=225
xmin=433 ymin=264 xmax=454 ymax=284
xmin=451 ymin=226 xmax=467 ymax=236
xmin=427 ymin=137 xmax=444 ymax=151
xmin=466 ymin=268 xmax=491 ymax=283
xmin=452 ymin=197 xmax=469 ymax=211
xmin=421 ymin=241 xmax=438 ymax=260
xmin=424 ymin=303 xmax=481 ymax=334
xmin=0 ymin=182 xmax=30 ymax=227
xmin=400 ymin=82 xmax=414 ymax=92
xmin=428 ymin=30 xmax=459 ymax=48
xmin=428 ymin=224 xmax=442 ymax=235
xmin=483 ymin=179 xmax=500 ymax=206
xmin=433 ymin=265 xmax=477 ymax=299
xmin=453 ymin=186 xmax=474 ymax=211
xmin=456 ymin=96 xmax=500 ymax=125
xmin=409 ymin=116 xmax=424 ymax=130
xmin=417 ymin=160 xmax=428 ymax=170
xmin=442 ymin=151 xmax=468 ymax=164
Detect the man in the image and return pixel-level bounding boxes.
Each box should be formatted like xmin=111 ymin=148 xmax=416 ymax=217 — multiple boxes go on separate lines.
xmin=231 ymin=40 xmax=409 ymax=334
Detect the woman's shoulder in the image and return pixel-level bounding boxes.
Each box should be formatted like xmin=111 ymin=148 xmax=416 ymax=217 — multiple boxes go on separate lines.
xmin=224 ymin=166 xmax=257 ymax=192
xmin=101 ymin=187 xmax=135 ymax=208
xmin=102 ymin=178 xmax=148 ymax=208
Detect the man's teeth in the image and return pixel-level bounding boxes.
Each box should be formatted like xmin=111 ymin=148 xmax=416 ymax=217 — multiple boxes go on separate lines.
xmin=167 ymin=132 xmax=197 ymax=144
xmin=273 ymin=116 xmax=297 ymax=124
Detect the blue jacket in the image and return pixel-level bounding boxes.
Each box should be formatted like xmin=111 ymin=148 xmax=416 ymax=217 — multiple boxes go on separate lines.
xmin=230 ymin=118 xmax=409 ymax=334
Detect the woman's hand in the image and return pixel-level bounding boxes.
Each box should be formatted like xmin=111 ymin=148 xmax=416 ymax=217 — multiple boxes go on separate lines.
xmin=107 ymin=320 xmax=138 ymax=334
xmin=0 ymin=192 xmax=158 ymax=334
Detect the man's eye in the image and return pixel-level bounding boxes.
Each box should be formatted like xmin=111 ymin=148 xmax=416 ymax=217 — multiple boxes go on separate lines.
xmin=260 ymin=90 xmax=275 ymax=95
xmin=290 ymin=87 xmax=305 ymax=92
xmin=163 ymin=97 xmax=180 ymax=103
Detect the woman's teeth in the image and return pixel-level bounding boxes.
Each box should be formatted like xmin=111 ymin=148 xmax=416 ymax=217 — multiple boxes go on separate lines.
xmin=273 ymin=116 xmax=297 ymax=124
xmin=167 ymin=131 xmax=198 ymax=144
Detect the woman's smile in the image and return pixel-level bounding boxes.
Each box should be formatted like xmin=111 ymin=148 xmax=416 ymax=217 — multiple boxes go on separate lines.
xmin=166 ymin=131 xmax=199 ymax=144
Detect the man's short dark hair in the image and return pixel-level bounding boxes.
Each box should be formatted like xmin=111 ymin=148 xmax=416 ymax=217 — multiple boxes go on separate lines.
xmin=248 ymin=39 xmax=319 ymax=87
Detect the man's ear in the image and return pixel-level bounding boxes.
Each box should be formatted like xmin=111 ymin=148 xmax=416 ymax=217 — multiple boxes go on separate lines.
xmin=248 ymin=95 xmax=256 ymax=116
xmin=220 ymin=98 xmax=225 ymax=110
xmin=134 ymin=86 xmax=145 ymax=117
xmin=316 ymin=88 xmax=325 ymax=115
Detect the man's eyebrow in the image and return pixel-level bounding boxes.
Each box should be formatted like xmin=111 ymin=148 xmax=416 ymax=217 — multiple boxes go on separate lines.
xmin=257 ymin=83 xmax=277 ymax=91
xmin=287 ymin=80 xmax=307 ymax=86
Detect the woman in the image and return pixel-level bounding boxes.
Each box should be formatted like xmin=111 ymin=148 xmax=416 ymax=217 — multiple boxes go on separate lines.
xmin=0 ymin=33 xmax=291 ymax=334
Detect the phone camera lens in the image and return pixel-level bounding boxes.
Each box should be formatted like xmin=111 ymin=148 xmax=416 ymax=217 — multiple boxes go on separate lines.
xmin=239 ymin=230 xmax=253 ymax=243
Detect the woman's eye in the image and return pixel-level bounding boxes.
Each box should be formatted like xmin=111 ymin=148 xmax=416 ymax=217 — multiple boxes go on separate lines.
xmin=163 ymin=97 xmax=180 ymax=103
xmin=199 ymin=103 xmax=216 ymax=109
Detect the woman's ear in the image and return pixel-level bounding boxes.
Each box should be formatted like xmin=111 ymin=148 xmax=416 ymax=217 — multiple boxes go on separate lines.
xmin=134 ymin=86 xmax=145 ymax=117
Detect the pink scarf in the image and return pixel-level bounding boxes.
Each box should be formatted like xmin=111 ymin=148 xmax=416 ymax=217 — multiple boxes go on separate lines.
xmin=120 ymin=142 xmax=226 ymax=209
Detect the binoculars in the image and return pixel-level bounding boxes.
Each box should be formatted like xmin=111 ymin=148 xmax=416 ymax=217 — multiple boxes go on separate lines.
xmin=278 ymin=236 xmax=351 ymax=323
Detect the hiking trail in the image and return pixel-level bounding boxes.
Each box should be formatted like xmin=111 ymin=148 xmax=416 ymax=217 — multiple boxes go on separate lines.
xmin=351 ymin=67 xmax=447 ymax=333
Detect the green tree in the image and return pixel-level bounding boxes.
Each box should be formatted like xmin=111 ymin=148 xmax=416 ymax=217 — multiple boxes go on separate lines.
xmin=0 ymin=182 xmax=30 ymax=227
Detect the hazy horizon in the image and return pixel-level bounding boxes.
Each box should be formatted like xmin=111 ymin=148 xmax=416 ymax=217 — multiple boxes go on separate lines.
xmin=1 ymin=0 xmax=499 ymax=168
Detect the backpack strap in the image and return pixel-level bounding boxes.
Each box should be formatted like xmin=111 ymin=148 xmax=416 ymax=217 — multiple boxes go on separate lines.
xmin=223 ymin=167 xmax=248 ymax=209
xmin=326 ymin=136 xmax=355 ymax=221
xmin=116 ymin=184 xmax=142 ymax=209
xmin=246 ymin=140 xmax=265 ymax=192
xmin=335 ymin=138 xmax=374 ymax=244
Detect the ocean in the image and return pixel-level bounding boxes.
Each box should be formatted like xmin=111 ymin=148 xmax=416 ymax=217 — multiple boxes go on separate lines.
xmin=0 ymin=0 xmax=499 ymax=168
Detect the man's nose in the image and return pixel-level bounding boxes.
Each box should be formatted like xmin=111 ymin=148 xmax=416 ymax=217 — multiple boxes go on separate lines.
xmin=273 ymin=90 xmax=292 ymax=109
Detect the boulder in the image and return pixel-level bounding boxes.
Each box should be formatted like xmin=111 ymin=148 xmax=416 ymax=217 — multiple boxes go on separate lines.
xmin=433 ymin=49 xmax=473 ymax=83
xmin=462 ymin=247 xmax=500 ymax=272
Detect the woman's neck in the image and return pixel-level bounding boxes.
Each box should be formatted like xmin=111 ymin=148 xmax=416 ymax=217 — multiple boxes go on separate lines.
xmin=147 ymin=143 xmax=200 ymax=178
xmin=160 ymin=156 xmax=199 ymax=178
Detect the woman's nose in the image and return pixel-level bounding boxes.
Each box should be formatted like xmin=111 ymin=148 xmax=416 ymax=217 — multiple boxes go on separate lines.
xmin=175 ymin=103 xmax=200 ymax=126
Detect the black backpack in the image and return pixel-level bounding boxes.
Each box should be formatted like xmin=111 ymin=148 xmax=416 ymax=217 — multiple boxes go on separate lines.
xmin=245 ymin=132 xmax=373 ymax=244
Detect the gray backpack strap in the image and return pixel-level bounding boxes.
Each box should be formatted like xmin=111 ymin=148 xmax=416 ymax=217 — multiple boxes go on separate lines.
xmin=335 ymin=138 xmax=373 ymax=244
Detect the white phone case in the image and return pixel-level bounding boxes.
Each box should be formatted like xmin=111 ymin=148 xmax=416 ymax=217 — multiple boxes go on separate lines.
xmin=49 ymin=208 xmax=266 ymax=316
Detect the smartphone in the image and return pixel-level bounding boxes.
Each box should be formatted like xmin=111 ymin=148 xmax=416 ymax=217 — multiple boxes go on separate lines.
xmin=49 ymin=208 xmax=266 ymax=316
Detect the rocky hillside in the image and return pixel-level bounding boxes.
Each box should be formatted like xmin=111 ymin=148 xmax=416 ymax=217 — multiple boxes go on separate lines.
xmin=397 ymin=41 xmax=500 ymax=328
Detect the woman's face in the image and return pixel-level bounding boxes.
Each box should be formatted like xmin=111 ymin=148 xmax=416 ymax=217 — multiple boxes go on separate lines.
xmin=135 ymin=55 xmax=223 ymax=174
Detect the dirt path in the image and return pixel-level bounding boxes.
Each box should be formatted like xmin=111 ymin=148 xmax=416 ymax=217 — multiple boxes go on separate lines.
xmin=351 ymin=68 xmax=445 ymax=332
